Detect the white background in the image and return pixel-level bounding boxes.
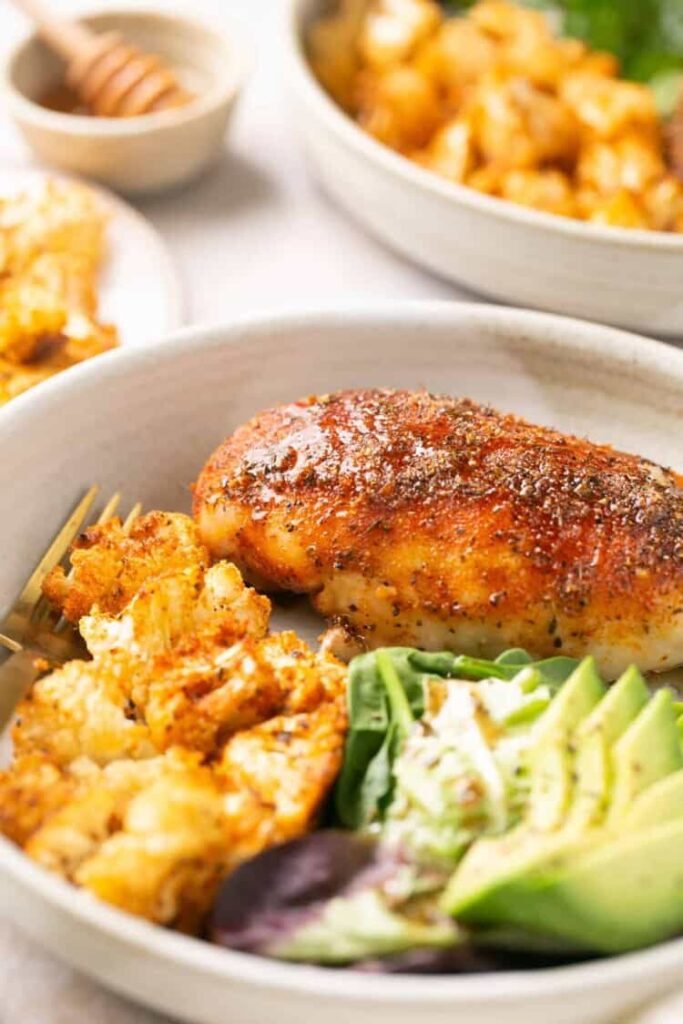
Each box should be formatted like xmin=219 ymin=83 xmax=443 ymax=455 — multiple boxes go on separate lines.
xmin=0 ymin=0 xmax=467 ymax=1019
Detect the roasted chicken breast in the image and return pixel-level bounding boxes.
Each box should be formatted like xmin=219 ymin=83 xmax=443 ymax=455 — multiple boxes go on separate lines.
xmin=194 ymin=388 xmax=683 ymax=678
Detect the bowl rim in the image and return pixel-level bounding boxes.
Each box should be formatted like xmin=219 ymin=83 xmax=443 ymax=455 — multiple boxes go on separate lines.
xmin=3 ymin=5 xmax=251 ymax=137
xmin=281 ymin=0 xmax=683 ymax=252
xmin=1 ymin=300 xmax=683 ymax=1006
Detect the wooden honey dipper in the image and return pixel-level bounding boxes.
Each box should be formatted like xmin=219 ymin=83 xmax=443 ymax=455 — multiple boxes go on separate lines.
xmin=12 ymin=0 xmax=193 ymax=117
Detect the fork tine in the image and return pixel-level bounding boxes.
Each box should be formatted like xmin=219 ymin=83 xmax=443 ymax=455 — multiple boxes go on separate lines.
xmin=2 ymin=485 xmax=99 ymax=640
xmin=0 ymin=632 xmax=22 ymax=653
xmin=30 ymin=487 xmax=116 ymax=628
xmin=51 ymin=494 xmax=141 ymax=637
xmin=123 ymin=502 xmax=141 ymax=532
xmin=32 ymin=490 xmax=122 ymax=630
xmin=97 ymin=492 xmax=121 ymax=524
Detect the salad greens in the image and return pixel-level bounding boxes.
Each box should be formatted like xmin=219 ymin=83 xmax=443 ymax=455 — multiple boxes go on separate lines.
xmin=214 ymin=651 xmax=683 ymax=967
xmin=211 ymin=830 xmax=459 ymax=966
xmin=211 ymin=828 xmax=586 ymax=968
xmin=334 ymin=646 xmax=579 ymax=829
xmin=445 ymin=0 xmax=683 ymax=115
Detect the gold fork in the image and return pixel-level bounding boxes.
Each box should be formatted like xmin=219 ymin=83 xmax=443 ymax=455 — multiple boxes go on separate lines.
xmin=0 ymin=488 xmax=140 ymax=727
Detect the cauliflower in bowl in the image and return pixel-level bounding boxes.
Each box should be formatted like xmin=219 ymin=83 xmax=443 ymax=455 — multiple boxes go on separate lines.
xmin=0 ymin=511 xmax=347 ymax=931
xmin=310 ymin=0 xmax=683 ymax=231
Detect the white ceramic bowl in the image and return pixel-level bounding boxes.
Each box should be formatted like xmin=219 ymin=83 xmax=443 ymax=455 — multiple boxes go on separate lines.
xmin=1 ymin=304 xmax=683 ymax=1024
xmin=4 ymin=8 xmax=249 ymax=195
xmin=283 ymin=0 xmax=683 ymax=337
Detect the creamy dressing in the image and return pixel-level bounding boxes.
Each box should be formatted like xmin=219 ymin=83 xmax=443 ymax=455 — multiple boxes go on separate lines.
xmin=382 ymin=675 xmax=549 ymax=865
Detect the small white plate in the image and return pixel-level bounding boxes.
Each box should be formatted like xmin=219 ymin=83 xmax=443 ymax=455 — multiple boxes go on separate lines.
xmin=0 ymin=166 xmax=182 ymax=346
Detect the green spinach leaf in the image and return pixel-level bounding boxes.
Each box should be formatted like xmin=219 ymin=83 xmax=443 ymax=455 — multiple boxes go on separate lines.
xmin=410 ymin=648 xmax=578 ymax=689
xmin=335 ymin=648 xmax=426 ymax=828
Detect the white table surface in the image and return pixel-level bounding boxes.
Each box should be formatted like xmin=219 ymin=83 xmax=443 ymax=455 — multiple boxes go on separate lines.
xmin=0 ymin=1 xmax=464 ymax=1020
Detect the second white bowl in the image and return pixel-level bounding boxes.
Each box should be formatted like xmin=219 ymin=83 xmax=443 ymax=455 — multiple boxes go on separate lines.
xmin=283 ymin=0 xmax=683 ymax=337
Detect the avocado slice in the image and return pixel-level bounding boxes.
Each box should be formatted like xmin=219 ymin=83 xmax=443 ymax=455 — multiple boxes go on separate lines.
xmin=442 ymin=824 xmax=598 ymax=919
xmin=445 ymin=675 xmax=683 ymax=953
xmin=527 ymin=657 xmax=605 ymax=832
xmin=477 ymin=819 xmax=683 ymax=954
xmin=443 ymin=657 xmax=605 ymax=916
xmin=568 ymin=665 xmax=649 ymax=830
xmin=608 ymin=688 xmax=683 ymax=823
xmin=624 ymin=768 xmax=683 ymax=829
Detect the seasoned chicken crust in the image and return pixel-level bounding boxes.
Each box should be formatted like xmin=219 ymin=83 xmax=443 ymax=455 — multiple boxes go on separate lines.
xmin=194 ymin=388 xmax=683 ymax=678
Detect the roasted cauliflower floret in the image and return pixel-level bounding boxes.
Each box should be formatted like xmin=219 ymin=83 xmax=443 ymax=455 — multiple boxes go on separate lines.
xmin=415 ymin=118 xmax=477 ymax=183
xmin=468 ymin=0 xmax=544 ymax=41
xmin=20 ymin=519 xmax=344 ymax=768
xmin=43 ymin=511 xmax=209 ymax=623
xmin=358 ymin=0 xmax=441 ymax=70
xmin=481 ymin=2 xmax=572 ymax=90
xmin=20 ymin=545 xmax=274 ymax=765
xmin=0 ymin=274 xmax=69 ymax=363
xmin=12 ymin=653 xmax=153 ymax=767
xmin=0 ymin=753 xmax=84 ymax=846
xmin=577 ymin=132 xmax=666 ymax=196
xmin=5 ymin=504 xmax=349 ymax=933
xmin=356 ymin=66 xmax=443 ymax=151
xmin=0 ymin=179 xmax=117 ymax=405
xmin=218 ymin=701 xmax=348 ymax=866
xmin=644 ymin=176 xmax=683 ymax=232
xmin=26 ymin=749 xmax=228 ymax=931
xmin=469 ymin=74 xmax=579 ymax=170
xmin=501 ymin=24 xmax=578 ymax=91
xmin=584 ymin=189 xmax=650 ymax=229
xmin=12 ymin=623 xmax=306 ymax=767
xmin=499 ymin=168 xmax=577 ymax=216
xmin=21 ymin=691 xmax=347 ymax=929
xmin=561 ymin=73 xmax=659 ymax=140
xmin=81 ymin=562 xmax=271 ymax=659
xmin=0 ymin=180 xmax=107 ymax=273
xmin=75 ymin=759 xmax=228 ymax=930
xmin=142 ymin=637 xmax=286 ymax=755
xmin=142 ymin=631 xmax=346 ymax=756
xmin=416 ymin=19 xmax=497 ymax=106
